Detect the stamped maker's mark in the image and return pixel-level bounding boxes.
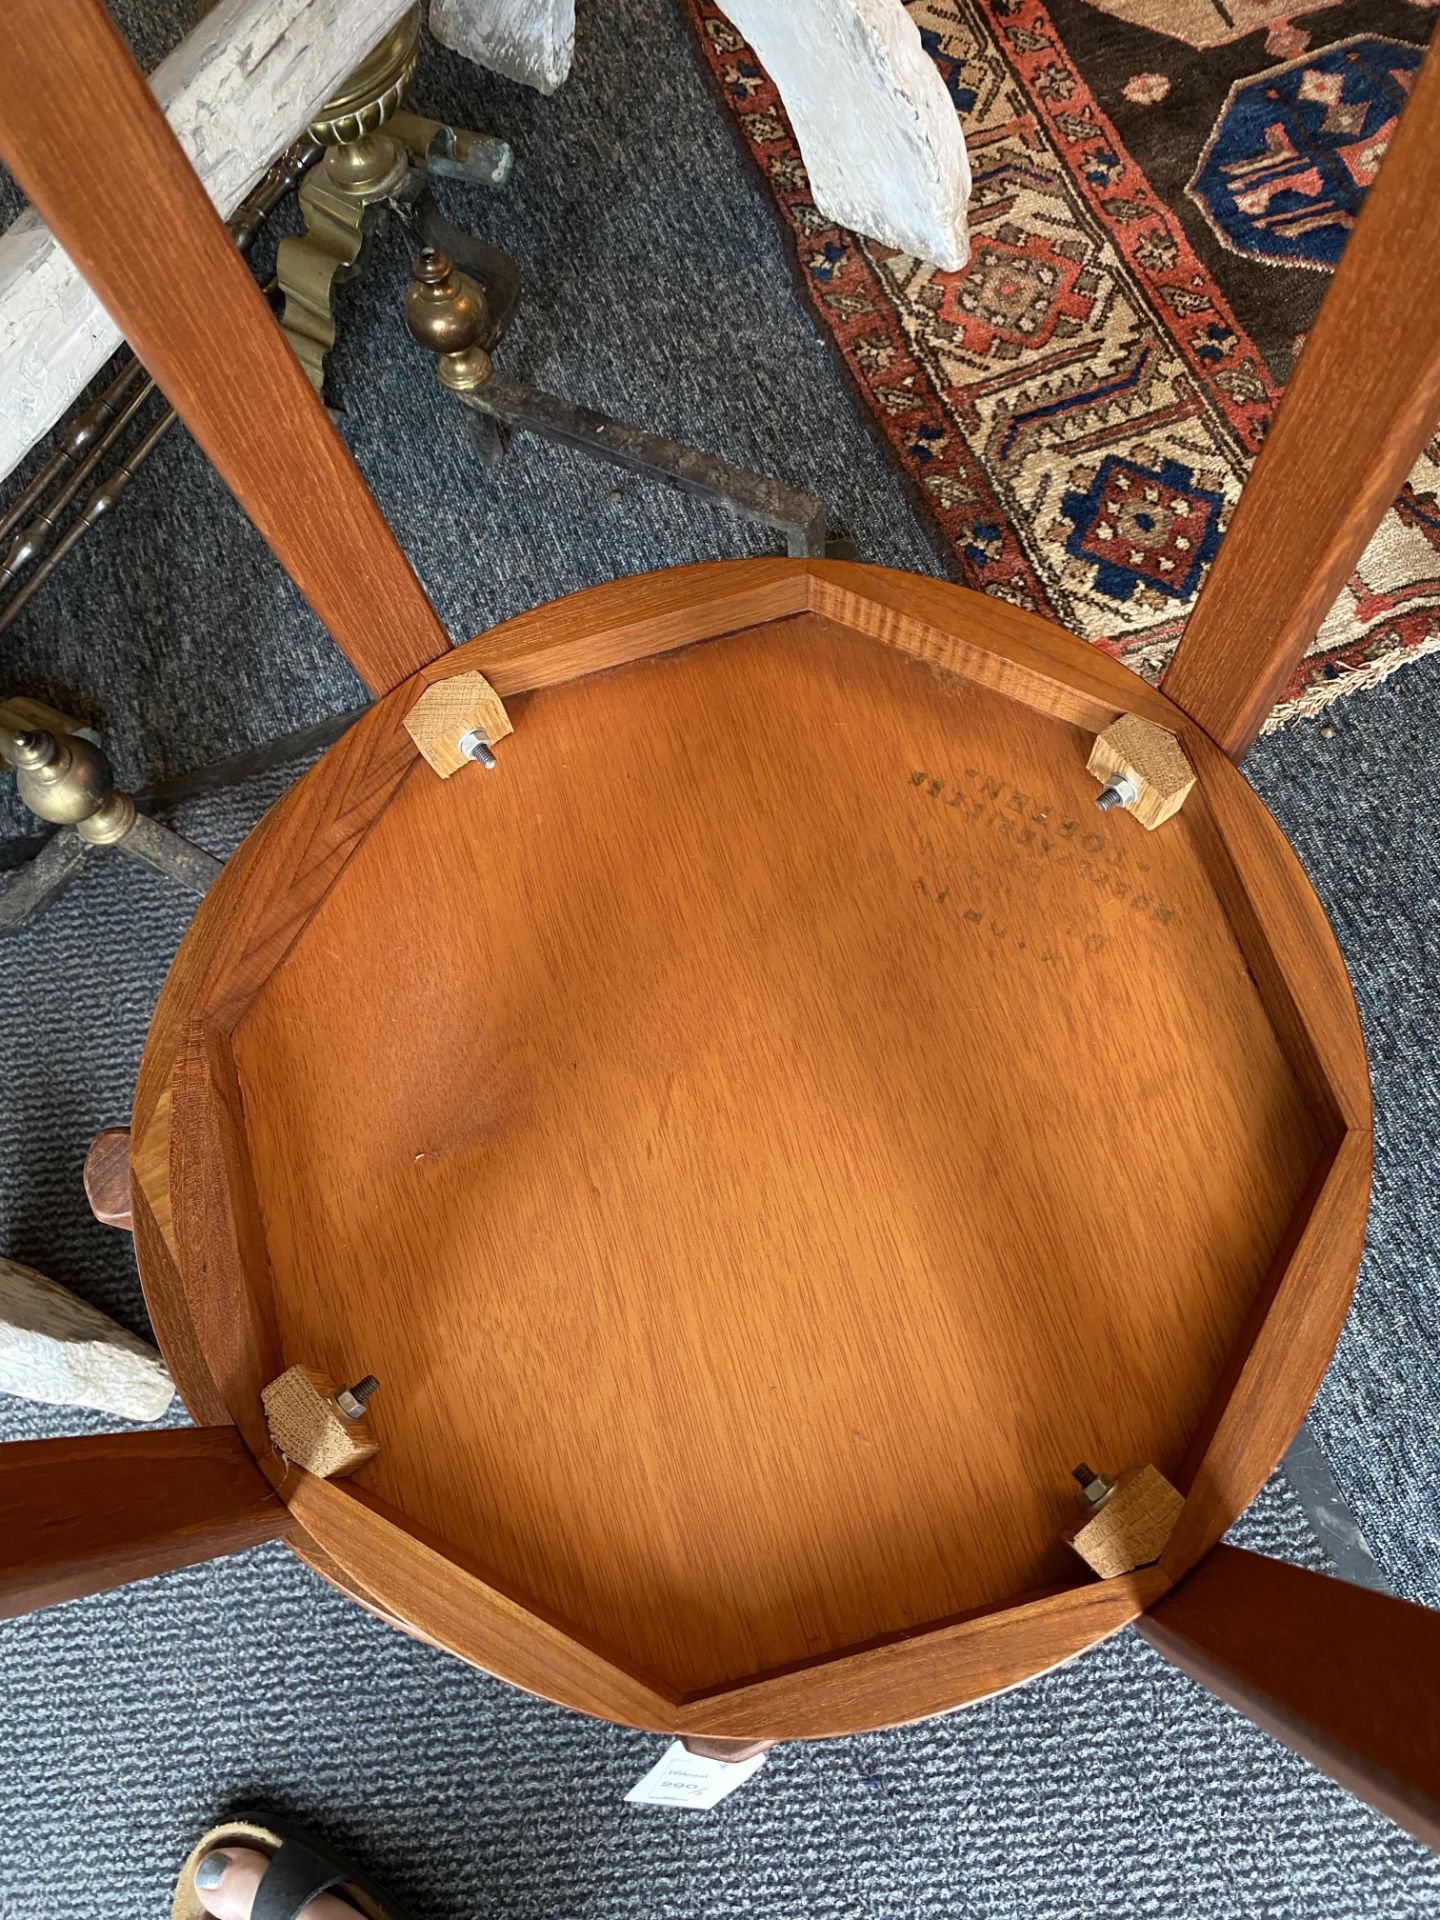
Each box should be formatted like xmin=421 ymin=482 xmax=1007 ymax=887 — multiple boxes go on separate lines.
xmin=907 ymin=765 xmax=1179 ymax=928
xmin=912 ymin=873 xmax=1100 ymax=969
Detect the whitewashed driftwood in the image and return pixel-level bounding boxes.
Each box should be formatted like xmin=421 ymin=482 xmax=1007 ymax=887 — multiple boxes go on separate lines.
xmin=429 ymin=0 xmax=971 ymax=266
xmin=716 ymin=0 xmax=970 ymax=271
xmin=0 ymin=0 xmax=413 ymax=485
xmin=429 ymin=0 xmax=574 ymax=94
xmin=0 ymin=1258 xmax=174 ymax=1421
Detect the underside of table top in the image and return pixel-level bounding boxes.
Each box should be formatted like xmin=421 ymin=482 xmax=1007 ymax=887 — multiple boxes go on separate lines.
xmin=130 ymin=560 xmax=1371 ymax=1737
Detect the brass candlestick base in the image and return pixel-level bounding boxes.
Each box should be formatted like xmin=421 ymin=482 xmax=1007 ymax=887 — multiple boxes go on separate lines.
xmin=276 ymin=7 xmax=512 ymax=404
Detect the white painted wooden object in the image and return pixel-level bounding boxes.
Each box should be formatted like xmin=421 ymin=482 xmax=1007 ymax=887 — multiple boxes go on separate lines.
xmin=429 ymin=0 xmax=575 ymax=94
xmin=0 ymin=0 xmax=413 ymax=486
xmin=0 ymin=1258 xmax=174 ymax=1422
xmin=427 ymin=0 xmax=975 ymax=277
xmin=716 ymin=0 xmax=971 ymax=271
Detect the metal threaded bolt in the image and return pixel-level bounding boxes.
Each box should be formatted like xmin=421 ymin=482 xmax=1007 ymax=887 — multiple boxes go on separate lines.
xmin=1073 ymin=1462 xmax=1117 ymax=1510
xmin=458 ymin=728 xmax=497 ymax=769
xmin=334 ymin=1375 xmax=380 ymax=1420
xmin=1095 ymin=773 xmax=1138 ymax=813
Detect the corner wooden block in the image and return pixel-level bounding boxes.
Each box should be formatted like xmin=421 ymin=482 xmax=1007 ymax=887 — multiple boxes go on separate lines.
xmin=261 ymin=1365 xmax=377 ymax=1479
xmin=403 ymin=670 xmax=513 ymax=777
xmin=1088 ymin=715 xmax=1195 ymax=830
xmin=1063 ymin=1464 xmax=1183 ymax=1578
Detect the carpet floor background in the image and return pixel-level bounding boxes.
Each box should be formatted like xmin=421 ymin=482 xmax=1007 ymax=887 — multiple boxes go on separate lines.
xmin=1 ymin=1 xmax=1439 ymax=1915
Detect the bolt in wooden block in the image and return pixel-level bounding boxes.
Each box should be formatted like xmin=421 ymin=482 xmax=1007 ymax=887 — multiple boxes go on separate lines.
xmin=1088 ymin=714 xmax=1195 ymax=830
xmin=403 ymin=670 xmax=513 ymax=777
xmin=1062 ymin=1463 xmax=1183 ymax=1578
xmin=262 ymin=1364 xmax=377 ymax=1478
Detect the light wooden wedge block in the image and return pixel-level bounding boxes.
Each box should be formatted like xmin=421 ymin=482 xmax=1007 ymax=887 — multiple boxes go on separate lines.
xmin=403 ymin=670 xmax=513 ymax=777
xmin=1088 ymin=715 xmax=1195 ymax=830
xmin=1064 ymin=1464 xmax=1184 ymax=1579
xmin=262 ymin=1365 xmax=377 ymax=1478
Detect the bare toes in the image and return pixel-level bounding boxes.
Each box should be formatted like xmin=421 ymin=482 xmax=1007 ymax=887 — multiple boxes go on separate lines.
xmin=193 ymin=1845 xmax=361 ymax=1920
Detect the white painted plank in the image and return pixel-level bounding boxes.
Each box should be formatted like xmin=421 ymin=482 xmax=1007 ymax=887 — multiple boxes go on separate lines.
xmin=0 ymin=1259 xmax=173 ymax=1422
xmin=429 ymin=0 xmax=575 ymax=94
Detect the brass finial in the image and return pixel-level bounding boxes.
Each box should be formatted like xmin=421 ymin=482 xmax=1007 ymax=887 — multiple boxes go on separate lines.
xmin=405 ymin=248 xmax=493 ymax=393
xmin=2 ymin=726 xmax=137 ymax=844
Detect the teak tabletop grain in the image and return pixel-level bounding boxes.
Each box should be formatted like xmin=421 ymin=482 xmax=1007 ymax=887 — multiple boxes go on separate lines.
xmin=129 ymin=560 xmax=1370 ymax=1740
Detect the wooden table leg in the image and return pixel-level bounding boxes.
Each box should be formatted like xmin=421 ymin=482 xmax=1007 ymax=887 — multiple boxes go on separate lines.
xmin=0 ymin=1426 xmax=290 ymax=1620
xmin=83 ymin=1127 xmax=133 ymax=1231
xmin=1137 ymin=1545 xmax=1440 ymax=1850
xmin=1161 ymin=37 xmax=1440 ymax=758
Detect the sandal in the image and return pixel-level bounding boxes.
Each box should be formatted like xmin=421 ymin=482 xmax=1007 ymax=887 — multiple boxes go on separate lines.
xmin=173 ymin=1814 xmax=405 ymax=1920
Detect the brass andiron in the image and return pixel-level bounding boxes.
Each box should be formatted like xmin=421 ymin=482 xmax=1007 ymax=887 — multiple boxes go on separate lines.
xmin=0 ymin=723 xmax=222 ymax=931
xmin=276 ymin=6 xmax=511 ymax=403
xmin=404 ymin=247 xmax=492 ymax=392
xmin=279 ymin=12 xmax=829 ymax=549
xmin=403 ymin=243 xmax=829 ymax=554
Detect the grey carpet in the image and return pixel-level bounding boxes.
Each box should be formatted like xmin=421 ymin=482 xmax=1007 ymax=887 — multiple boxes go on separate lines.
xmin=3 ymin=1 xmax=1439 ymax=1915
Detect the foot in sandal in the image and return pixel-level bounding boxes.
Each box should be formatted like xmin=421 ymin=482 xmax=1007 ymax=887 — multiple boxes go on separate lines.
xmin=194 ymin=1850 xmax=357 ymax=1920
xmin=174 ymin=1816 xmax=403 ymax=1920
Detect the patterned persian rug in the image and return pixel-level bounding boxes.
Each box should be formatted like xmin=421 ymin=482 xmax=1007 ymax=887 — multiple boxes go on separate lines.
xmin=686 ymin=0 xmax=1439 ymax=727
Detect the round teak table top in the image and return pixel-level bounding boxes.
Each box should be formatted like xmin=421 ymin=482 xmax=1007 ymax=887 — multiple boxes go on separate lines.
xmin=131 ymin=560 xmax=1370 ymax=1740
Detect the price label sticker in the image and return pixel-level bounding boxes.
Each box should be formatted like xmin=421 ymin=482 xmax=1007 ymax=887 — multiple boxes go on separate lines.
xmin=625 ymin=1740 xmax=768 ymax=1809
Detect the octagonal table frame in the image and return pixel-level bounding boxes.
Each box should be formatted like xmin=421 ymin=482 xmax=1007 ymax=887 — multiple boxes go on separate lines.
xmin=118 ymin=552 xmax=1372 ymax=1743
